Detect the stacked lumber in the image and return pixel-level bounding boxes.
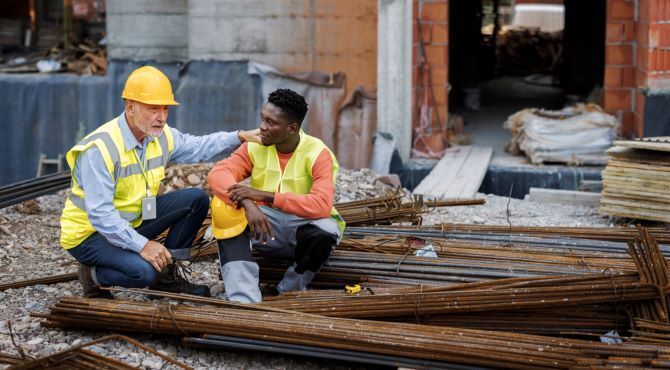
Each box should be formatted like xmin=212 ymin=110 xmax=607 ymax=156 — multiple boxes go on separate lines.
xmin=599 ymin=137 xmax=670 ymax=222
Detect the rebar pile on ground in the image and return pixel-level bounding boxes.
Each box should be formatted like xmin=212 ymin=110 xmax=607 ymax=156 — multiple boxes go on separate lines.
xmin=37 ymin=297 xmax=670 ymax=370
xmin=257 ymin=245 xmax=635 ymax=288
xmin=338 ymin=235 xmax=636 ymax=271
xmin=628 ymin=227 xmax=670 ymax=342
xmin=436 ymin=223 xmax=670 ymax=243
xmin=2 ymin=334 xmax=190 ymax=370
xmin=345 ymin=225 xmax=670 ymax=256
xmin=335 ymin=192 xmax=426 ymax=226
xmin=260 ymin=271 xmax=657 ymax=318
xmin=0 ymin=171 xmax=70 ymax=209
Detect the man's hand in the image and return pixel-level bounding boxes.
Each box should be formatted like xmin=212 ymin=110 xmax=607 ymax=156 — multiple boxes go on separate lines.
xmin=228 ymin=184 xmax=274 ymax=204
xmin=140 ymin=240 xmax=172 ymax=272
xmin=240 ymin=199 xmax=274 ymax=244
xmin=238 ymin=129 xmax=262 ymax=144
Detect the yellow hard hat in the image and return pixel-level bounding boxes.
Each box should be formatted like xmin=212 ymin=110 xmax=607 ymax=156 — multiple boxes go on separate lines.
xmin=121 ymin=66 xmax=179 ymax=105
xmin=211 ymin=196 xmax=248 ymax=240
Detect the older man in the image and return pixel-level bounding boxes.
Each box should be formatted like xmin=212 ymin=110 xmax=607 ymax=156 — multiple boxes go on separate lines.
xmin=60 ymin=65 xmax=259 ymax=298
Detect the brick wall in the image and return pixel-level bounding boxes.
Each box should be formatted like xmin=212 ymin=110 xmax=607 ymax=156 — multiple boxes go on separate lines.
xmin=413 ymin=0 xmax=449 ymax=133
xmin=605 ymin=0 xmax=670 ymax=137
xmin=642 ymin=1 xmax=670 ymax=93
xmin=604 ymin=0 xmax=636 ymax=136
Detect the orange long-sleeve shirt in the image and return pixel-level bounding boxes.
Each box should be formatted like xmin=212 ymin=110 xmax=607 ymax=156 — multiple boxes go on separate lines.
xmin=207 ymin=142 xmax=336 ymax=219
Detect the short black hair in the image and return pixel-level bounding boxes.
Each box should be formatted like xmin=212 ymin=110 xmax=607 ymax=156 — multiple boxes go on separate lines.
xmin=267 ymin=89 xmax=308 ymax=126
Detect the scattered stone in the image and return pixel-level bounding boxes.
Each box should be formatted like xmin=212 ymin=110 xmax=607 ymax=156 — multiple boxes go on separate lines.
xmin=186 ymin=173 xmax=201 ymax=186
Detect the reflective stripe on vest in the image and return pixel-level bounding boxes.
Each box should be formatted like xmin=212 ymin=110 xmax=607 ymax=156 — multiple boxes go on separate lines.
xmin=247 ymin=130 xmax=345 ymax=236
xmin=59 ymin=117 xmax=173 ymax=249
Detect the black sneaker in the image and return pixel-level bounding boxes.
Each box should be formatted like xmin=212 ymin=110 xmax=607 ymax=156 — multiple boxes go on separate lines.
xmin=260 ymin=284 xmax=279 ymax=297
xmin=150 ymin=263 xmax=210 ymax=297
xmin=77 ymin=264 xmax=114 ymax=299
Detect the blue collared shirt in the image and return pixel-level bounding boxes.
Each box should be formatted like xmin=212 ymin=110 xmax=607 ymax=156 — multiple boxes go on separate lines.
xmin=73 ymin=113 xmax=241 ymax=253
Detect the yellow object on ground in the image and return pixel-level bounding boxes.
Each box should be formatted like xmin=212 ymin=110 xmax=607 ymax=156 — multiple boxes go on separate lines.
xmin=345 ymin=284 xmax=361 ymax=294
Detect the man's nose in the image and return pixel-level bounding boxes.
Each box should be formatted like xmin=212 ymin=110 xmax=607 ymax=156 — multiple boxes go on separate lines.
xmin=159 ymin=108 xmax=168 ymax=122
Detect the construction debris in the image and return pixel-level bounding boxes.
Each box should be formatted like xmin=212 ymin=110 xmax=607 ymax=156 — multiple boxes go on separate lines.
xmin=504 ymin=103 xmax=619 ymax=165
xmin=600 ymin=138 xmax=670 ymax=223
xmin=497 ymin=27 xmax=563 ymax=77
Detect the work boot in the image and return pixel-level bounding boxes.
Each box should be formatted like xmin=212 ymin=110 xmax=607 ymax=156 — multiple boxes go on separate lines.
xmin=150 ymin=263 xmax=210 ymax=297
xmin=77 ymin=264 xmax=113 ymax=299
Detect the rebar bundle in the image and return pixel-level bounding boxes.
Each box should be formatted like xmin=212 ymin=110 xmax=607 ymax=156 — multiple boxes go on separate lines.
xmin=335 ymin=192 xmax=426 ymax=226
xmin=261 ymin=272 xmax=657 ymax=318
xmin=0 ymin=171 xmax=70 ymax=209
xmin=38 ymin=297 xmax=670 ymax=370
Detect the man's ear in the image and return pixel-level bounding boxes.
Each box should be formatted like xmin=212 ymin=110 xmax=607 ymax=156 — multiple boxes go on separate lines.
xmin=125 ymin=100 xmax=134 ymax=115
xmin=288 ymin=122 xmax=299 ymax=134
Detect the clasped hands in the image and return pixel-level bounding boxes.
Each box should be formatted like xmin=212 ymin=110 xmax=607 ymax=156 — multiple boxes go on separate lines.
xmin=227 ymin=184 xmax=275 ymax=244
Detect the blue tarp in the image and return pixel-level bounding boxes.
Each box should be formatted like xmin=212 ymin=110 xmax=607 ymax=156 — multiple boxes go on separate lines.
xmin=0 ymin=60 xmax=261 ymax=186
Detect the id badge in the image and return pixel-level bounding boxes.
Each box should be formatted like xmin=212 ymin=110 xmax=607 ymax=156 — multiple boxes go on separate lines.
xmin=142 ymin=196 xmax=157 ymax=220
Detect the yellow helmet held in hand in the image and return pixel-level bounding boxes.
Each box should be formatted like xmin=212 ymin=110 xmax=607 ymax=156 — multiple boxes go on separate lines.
xmin=211 ymin=196 xmax=248 ymax=239
xmin=121 ymin=66 xmax=179 ymax=105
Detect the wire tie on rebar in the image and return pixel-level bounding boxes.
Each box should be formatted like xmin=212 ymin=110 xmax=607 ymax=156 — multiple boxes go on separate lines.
xmin=166 ymin=303 xmax=189 ymax=337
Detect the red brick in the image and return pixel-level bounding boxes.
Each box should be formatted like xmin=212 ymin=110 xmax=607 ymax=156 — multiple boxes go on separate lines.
xmin=648 ymin=0 xmax=670 ymax=21
xmin=431 ymin=86 xmax=449 ymax=106
xmin=636 ymin=46 xmax=650 ymax=70
xmin=606 ymin=22 xmax=624 ymax=42
xmin=430 ymin=65 xmax=448 ymax=85
xmin=423 ymin=44 xmax=447 ymax=65
xmin=622 ymin=20 xmax=635 ymax=42
xmin=606 ymin=44 xmax=634 ymax=65
xmin=608 ymin=0 xmax=635 ymax=20
xmin=604 ymin=88 xmax=633 ymax=111
xmin=633 ymin=112 xmax=643 ymax=138
xmin=426 ymin=23 xmax=448 ymax=44
xmin=622 ymin=66 xmax=635 ymax=86
xmin=421 ymin=1 xmax=448 ymax=22
xmin=649 ymin=23 xmax=670 ymax=47
xmin=650 ymin=48 xmax=660 ymax=71
xmin=638 ymin=0 xmax=650 ymax=21
xmin=621 ymin=111 xmax=635 ymax=136
xmin=636 ymin=21 xmax=649 ymax=47
xmin=635 ymin=67 xmax=648 ymax=86
xmin=605 ymin=66 xmax=623 ymax=87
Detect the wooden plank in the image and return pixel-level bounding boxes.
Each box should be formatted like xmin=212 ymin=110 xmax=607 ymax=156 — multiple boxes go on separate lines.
xmin=440 ymin=146 xmax=493 ymax=199
xmin=527 ymin=188 xmax=600 ymax=207
xmin=599 ymin=204 xmax=670 ymax=223
xmin=412 ymin=146 xmax=472 ymax=196
xmin=607 ymin=146 xmax=670 ymax=165
xmin=613 ymin=137 xmax=670 ymax=153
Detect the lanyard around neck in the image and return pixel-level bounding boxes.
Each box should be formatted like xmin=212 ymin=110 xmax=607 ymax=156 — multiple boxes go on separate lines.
xmin=132 ymin=148 xmax=152 ymax=197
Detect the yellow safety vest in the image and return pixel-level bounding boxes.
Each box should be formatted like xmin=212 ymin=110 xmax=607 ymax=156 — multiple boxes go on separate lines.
xmin=248 ymin=130 xmax=345 ymax=235
xmin=59 ymin=117 xmax=174 ymax=249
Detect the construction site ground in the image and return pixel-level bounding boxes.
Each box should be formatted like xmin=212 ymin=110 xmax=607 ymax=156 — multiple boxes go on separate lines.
xmin=0 ymin=165 xmax=618 ymax=369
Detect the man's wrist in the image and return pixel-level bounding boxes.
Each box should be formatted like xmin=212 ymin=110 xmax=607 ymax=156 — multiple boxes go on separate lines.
xmin=237 ymin=130 xmax=245 ymax=143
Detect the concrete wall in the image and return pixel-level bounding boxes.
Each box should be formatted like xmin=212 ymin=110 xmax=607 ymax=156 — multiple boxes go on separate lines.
xmin=107 ymin=0 xmax=377 ymax=92
xmin=107 ymin=0 xmax=188 ymax=62
xmin=188 ymin=0 xmax=377 ymax=92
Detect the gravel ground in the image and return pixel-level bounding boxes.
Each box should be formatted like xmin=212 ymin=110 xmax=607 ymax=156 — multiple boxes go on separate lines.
xmin=0 ymin=168 xmax=621 ymax=369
